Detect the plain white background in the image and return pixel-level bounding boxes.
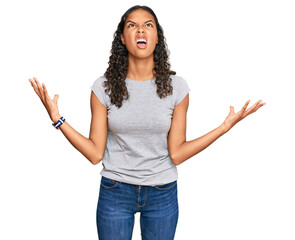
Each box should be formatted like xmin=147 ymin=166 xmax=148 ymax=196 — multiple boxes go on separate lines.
xmin=1 ymin=0 xmax=294 ymax=239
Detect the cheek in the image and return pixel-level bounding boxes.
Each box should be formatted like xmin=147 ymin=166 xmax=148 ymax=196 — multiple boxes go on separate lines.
xmin=149 ymin=31 xmax=158 ymax=43
xmin=123 ymin=32 xmax=134 ymax=46
xmin=150 ymin=37 xmax=158 ymax=46
xmin=125 ymin=37 xmax=134 ymax=48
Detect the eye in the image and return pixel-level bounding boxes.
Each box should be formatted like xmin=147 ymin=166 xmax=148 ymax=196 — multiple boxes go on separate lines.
xmin=146 ymin=23 xmax=153 ymax=27
xmin=128 ymin=23 xmax=135 ymax=28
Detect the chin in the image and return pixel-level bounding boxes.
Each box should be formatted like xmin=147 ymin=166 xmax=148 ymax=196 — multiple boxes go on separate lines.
xmin=129 ymin=50 xmax=154 ymax=59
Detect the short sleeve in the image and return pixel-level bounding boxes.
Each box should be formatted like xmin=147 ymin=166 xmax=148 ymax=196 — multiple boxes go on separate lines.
xmin=90 ymin=77 xmax=107 ymax=107
xmin=175 ymin=76 xmax=191 ymax=106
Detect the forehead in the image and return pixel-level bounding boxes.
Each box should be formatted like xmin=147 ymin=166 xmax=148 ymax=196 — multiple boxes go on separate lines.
xmin=125 ymin=9 xmax=155 ymax=23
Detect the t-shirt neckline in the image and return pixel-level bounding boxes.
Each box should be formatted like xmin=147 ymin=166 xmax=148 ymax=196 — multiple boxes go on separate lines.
xmin=126 ymin=77 xmax=156 ymax=82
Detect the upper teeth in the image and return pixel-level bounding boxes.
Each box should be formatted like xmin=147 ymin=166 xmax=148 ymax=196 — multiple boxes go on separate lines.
xmin=137 ymin=38 xmax=146 ymax=43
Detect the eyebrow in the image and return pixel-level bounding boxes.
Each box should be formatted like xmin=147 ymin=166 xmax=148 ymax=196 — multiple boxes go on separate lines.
xmin=126 ymin=20 xmax=155 ymax=24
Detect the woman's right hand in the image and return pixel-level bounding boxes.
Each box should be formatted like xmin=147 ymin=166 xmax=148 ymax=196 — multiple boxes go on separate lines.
xmin=28 ymin=77 xmax=61 ymax=123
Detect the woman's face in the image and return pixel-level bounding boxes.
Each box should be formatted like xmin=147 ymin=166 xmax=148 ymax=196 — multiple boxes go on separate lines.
xmin=121 ymin=9 xmax=158 ymax=60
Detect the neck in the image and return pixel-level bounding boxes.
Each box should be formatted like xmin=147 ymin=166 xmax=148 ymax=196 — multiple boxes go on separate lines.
xmin=126 ymin=55 xmax=155 ymax=81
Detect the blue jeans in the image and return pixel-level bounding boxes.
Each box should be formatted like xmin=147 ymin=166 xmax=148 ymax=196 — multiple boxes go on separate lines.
xmin=96 ymin=176 xmax=179 ymax=240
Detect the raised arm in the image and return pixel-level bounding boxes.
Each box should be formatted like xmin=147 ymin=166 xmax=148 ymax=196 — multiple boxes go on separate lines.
xmin=168 ymin=97 xmax=266 ymax=165
xmin=28 ymin=77 xmax=107 ymax=165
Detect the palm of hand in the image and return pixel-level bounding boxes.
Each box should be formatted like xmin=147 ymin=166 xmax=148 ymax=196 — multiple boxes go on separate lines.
xmin=223 ymin=99 xmax=266 ymax=132
xmin=28 ymin=77 xmax=60 ymax=122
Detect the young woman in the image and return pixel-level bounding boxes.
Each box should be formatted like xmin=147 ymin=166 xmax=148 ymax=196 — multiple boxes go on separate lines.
xmin=28 ymin=5 xmax=266 ymax=240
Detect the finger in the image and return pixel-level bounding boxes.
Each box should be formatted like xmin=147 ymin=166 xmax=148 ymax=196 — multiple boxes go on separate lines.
xmin=241 ymin=99 xmax=250 ymax=113
xmin=29 ymin=78 xmax=41 ymax=98
xmin=243 ymin=100 xmax=264 ymax=117
xmin=32 ymin=77 xmax=42 ymax=97
xmin=237 ymin=100 xmax=250 ymax=117
xmin=250 ymin=100 xmax=263 ymax=112
xmin=252 ymin=101 xmax=266 ymax=112
xmin=53 ymin=94 xmax=59 ymax=105
xmin=42 ymin=83 xmax=51 ymax=103
xmin=33 ymin=77 xmax=45 ymax=100
xmin=230 ymin=106 xmax=234 ymax=114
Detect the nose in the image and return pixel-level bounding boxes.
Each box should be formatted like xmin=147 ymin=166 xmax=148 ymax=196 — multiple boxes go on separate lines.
xmin=137 ymin=28 xmax=144 ymax=33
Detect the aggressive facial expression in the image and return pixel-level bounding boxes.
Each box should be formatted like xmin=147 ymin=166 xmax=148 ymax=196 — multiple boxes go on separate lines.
xmin=121 ymin=8 xmax=159 ymax=59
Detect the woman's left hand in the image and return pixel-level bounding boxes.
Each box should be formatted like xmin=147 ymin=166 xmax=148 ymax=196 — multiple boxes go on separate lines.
xmin=222 ymin=99 xmax=266 ymax=133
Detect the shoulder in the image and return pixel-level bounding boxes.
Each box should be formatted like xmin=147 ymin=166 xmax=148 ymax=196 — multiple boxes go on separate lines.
xmin=169 ymin=74 xmax=190 ymax=91
xmin=93 ymin=75 xmax=107 ymax=86
xmin=91 ymin=75 xmax=109 ymax=93
xmin=169 ymin=74 xmax=191 ymax=106
xmin=90 ymin=75 xmax=110 ymax=108
xmin=169 ymin=74 xmax=188 ymax=87
xmin=169 ymin=74 xmax=183 ymax=81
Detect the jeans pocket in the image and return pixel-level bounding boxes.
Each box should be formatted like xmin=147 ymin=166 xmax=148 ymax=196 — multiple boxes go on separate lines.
xmin=154 ymin=180 xmax=177 ymax=191
xmin=100 ymin=176 xmax=120 ymax=189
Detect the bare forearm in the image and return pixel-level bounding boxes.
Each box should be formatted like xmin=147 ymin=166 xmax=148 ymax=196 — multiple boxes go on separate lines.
xmin=29 ymin=77 xmax=102 ymax=165
xmin=54 ymin=116 xmax=101 ymax=164
xmin=173 ymin=123 xmax=227 ymax=165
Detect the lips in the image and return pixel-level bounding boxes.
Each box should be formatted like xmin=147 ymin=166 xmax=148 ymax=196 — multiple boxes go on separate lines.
xmin=136 ymin=36 xmax=147 ymax=49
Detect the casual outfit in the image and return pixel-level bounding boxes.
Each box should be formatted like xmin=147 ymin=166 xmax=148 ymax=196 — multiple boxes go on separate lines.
xmin=90 ymin=75 xmax=191 ymax=240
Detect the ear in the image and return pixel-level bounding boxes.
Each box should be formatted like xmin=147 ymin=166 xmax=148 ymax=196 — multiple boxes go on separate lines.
xmin=121 ymin=33 xmax=125 ymax=45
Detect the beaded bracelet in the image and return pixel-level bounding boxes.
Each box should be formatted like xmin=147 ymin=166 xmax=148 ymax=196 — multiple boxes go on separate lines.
xmin=52 ymin=116 xmax=66 ymax=129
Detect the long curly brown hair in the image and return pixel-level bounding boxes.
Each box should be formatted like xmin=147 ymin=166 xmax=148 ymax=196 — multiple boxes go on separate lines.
xmin=103 ymin=5 xmax=176 ymax=108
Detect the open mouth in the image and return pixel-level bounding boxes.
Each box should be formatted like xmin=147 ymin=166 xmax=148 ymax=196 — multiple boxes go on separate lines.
xmin=136 ymin=38 xmax=147 ymax=49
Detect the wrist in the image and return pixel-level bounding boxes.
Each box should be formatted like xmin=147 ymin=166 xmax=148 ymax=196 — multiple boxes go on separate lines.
xmin=220 ymin=122 xmax=230 ymax=134
xmin=52 ymin=116 xmax=66 ymax=129
xmin=52 ymin=114 xmax=61 ymax=123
